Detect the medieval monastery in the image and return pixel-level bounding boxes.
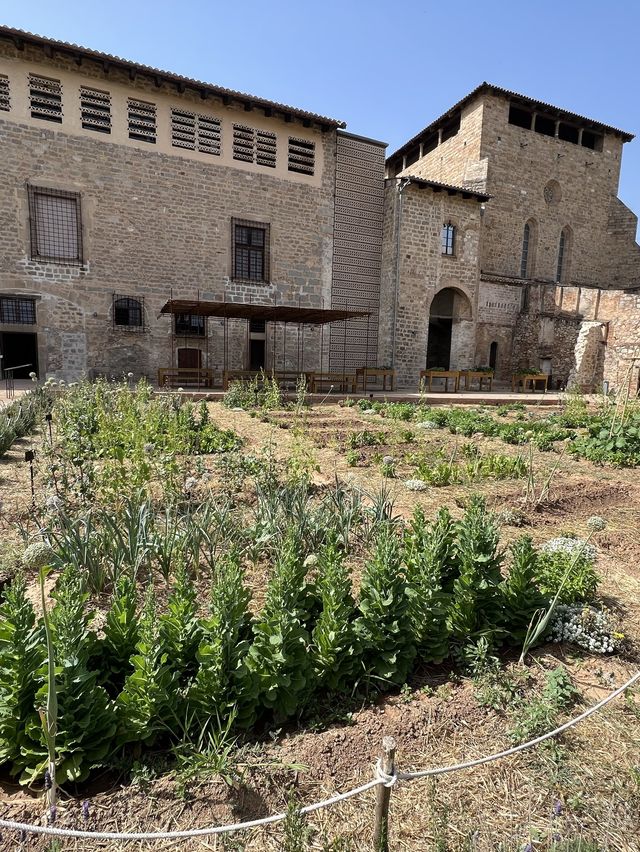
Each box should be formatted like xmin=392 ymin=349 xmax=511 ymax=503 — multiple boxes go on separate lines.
xmin=1 ymin=25 xmax=639 ymax=391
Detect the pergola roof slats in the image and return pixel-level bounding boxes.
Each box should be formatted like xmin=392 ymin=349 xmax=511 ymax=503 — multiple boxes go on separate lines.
xmin=160 ymin=299 xmax=369 ymax=325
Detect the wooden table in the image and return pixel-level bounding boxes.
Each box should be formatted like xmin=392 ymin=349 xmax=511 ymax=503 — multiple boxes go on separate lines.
xmin=461 ymin=370 xmax=494 ymax=391
xmin=419 ymin=369 xmax=461 ymax=392
xmin=309 ymin=372 xmax=357 ymax=393
xmin=512 ymin=373 xmax=549 ymax=392
xmin=356 ymin=367 xmax=396 ymax=391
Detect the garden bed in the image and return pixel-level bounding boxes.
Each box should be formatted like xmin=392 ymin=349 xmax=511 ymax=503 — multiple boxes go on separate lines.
xmin=0 ymin=382 xmax=638 ymax=851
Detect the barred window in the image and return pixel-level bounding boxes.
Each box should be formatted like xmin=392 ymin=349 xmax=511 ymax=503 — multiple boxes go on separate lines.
xmin=29 ymin=74 xmax=63 ymax=123
xmin=556 ymin=227 xmax=571 ymax=283
xmin=441 ymin=223 xmax=455 ymax=256
xmin=232 ymin=219 xmax=270 ymax=282
xmin=80 ymin=87 xmax=111 ymax=133
xmin=128 ymin=98 xmax=156 ymax=143
xmin=232 ymin=124 xmax=276 ymax=168
xmin=0 ymin=75 xmax=9 ymax=112
xmin=0 ymin=297 xmax=36 ymax=324
xmin=28 ymin=186 xmax=83 ymax=264
xmin=175 ymin=313 xmax=206 ymax=336
xmin=288 ymin=137 xmax=315 ymax=175
xmin=113 ymin=295 xmax=144 ymax=329
xmin=171 ymin=109 xmax=221 ymax=155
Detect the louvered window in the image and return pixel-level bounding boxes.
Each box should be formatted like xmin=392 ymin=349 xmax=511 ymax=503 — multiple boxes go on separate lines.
xmin=288 ymin=137 xmax=315 ymax=175
xmin=128 ymin=98 xmax=156 ymax=143
xmin=233 ymin=124 xmax=276 ymax=168
xmin=29 ymin=75 xmax=63 ymax=123
xmin=171 ymin=109 xmax=221 ymax=155
xmin=0 ymin=76 xmax=9 ymax=112
xmin=28 ymin=186 xmax=83 ymax=264
xmin=80 ymin=87 xmax=111 ymax=133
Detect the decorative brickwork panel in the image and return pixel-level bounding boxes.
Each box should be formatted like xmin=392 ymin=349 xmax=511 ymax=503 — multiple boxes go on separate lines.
xmin=288 ymin=137 xmax=315 ymax=175
xmin=233 ymin=125 xmax=276 ymax=168
xmin=128 ymin=98 xmax=156 ymax=143
xmin=79 ymin=87 xmax=111 ymax=133
xmin=171 ymin=109 xmax=221 ymax=155
xmin=29 ymin=74 xmax=62 ymax=122
xmin=0 ymin=74 xmax=9 ymax=111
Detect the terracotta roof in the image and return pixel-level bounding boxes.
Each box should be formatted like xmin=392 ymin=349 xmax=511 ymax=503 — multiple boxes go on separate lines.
xmin=397 ymin=175 xmax=490 ymax=202
xmin=160 ymin=300 xmax=369 ymax=324
xmin=0 ymin=24 xmax=346 ymax=129
xmin=388 ymin=82 xmax=634 ymax=162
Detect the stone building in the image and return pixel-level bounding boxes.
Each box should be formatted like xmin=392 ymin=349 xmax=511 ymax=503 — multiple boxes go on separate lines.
xmin=385 ymin=83 xmax=640 ymax=391
xmin=0 ymin=25 xmax=385 ymax=382
xmin=0 ymin=26 xmax=638 ymax=393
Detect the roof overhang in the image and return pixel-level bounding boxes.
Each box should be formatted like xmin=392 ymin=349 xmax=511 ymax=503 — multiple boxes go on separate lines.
xmin=394 ymin=175 xmax=490 ymax=202
xmin=160 ymin=300 xmax=369 ymax=325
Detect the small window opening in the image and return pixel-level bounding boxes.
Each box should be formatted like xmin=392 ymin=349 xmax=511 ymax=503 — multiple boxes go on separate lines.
xmin=534 ymin=114 xmax=556 ymax=137
xmin=405 ymin=147 xmax=420 ymax=167
xmin=558 ymin=122 xmax=579 ymax=144
xmin=441 ymin=223 xmax=455 ymax=256
xmin=440 ymin=113 xmax=460 ymax=143
xmin=520 ymin=223 xmax=531 ymax=278
xmin=113 ymin=296 xmax=144 ymax=329
xmin=489 ymin=341 xmax=498 ymax=370
xmin=581 ymin=130 xmax=603 ymax=151
xmin=508 ymin=104 xmax=532 ymax=129
xmin=0 ymin=297 xmax=36 ymax=324
xmin=422 ymin=132 xmax=438 ymax=155
xmin=175 ymin=313 xmax=206 ymax=337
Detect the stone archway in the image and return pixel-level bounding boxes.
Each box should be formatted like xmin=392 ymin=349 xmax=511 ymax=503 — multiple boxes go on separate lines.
xmin=426 ymin=287 xmax=473 ymax=370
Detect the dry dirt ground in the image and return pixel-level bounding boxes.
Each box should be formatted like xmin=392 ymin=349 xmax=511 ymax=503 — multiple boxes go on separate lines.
xmin=0 ymin=401 xmax=639 ymax=851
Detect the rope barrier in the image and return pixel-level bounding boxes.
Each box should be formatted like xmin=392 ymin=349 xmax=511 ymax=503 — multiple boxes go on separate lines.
xmin=0 ymin=670 xmax=637 ymax=841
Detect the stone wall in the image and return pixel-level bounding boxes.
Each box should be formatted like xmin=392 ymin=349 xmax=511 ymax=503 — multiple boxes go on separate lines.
xmin=0 ymin=49 xmax=339 ymax=381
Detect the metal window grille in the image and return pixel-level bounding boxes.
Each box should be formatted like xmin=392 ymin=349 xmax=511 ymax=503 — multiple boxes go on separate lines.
xmin=556 ymin=230 xmax=566 ymax=282
xmin=128 ymin=98 xmax=156 ymax=143
xmin=288 ymin=137 xmax=315 ymax=175
xmin=0 ymin=75 xmax=9 ymax=112
xmin=233 ymin=124 xmax=276 ymax=168
xmin=80 ymin=87 xmax=111 ymax=133
xmin=441 ymin=223 xmax=455 ymax=256
xmin=174 ymin=313 xmax=206 ymax=336
xmin=520 ymin=223 xmax=531 ymax=278
xmin=232 ymin=218 xmax=270 ymax=281
xmin=28 ymin=186 xmax=83 ymax=264
xmin=171 ymin=109 xmax=221 ymax=155
xmin=0 ymin=297 xmax=36 ymax=324
xmin=113 ymin=295 xmax=144 ymax=330
xmin=29 ymin=74 xmax=63 ymax=123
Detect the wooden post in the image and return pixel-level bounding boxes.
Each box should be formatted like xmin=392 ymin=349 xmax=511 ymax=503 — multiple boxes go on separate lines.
xmin=373 ymin=736 xmax=396 ymax=851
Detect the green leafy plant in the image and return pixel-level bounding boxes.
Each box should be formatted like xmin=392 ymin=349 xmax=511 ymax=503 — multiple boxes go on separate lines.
xmin=500 ymin=537 xmax=548 ymax=643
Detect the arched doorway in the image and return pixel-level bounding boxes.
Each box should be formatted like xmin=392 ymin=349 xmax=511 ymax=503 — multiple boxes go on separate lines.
xmin=426 ymin=288 xmax=473 ymax=370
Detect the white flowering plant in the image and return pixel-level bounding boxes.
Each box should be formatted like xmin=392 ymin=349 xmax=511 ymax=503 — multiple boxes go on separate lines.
xmin=550 ymin=604 xmax=623 ymax=654
xmin=538 ymin=537 xmax=599 ymax=604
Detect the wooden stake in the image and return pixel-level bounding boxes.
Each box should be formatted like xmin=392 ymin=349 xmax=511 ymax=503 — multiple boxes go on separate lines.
xmin=373 ymin=736 xmax=396 ymax=851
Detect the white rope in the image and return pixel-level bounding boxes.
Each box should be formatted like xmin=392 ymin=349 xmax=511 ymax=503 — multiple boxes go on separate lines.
xmin=0 ymin=670 xmax=636 ymax=841
xmin=397 ymin=670 xmax=640 ymax=781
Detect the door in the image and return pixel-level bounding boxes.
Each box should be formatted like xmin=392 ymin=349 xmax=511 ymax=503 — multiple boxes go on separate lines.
xmin=177 ymin=348 xmax=202 ymax=369
xmin=0 ymin=332 xmax=39 ymax=379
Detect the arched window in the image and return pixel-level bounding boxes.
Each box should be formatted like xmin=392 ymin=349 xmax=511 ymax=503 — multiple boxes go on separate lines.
xmin=520 ymin=220 xmax=537 ymax=278
xmin=556 ymin=227 xmax=571 ymax=283
xmin=489 ymin=341 xmax=498 ymax=370
xmin=113 ymin=296 xmax=143 ymax=328
xmin=441 ymin=223 xmax=455 ymax=256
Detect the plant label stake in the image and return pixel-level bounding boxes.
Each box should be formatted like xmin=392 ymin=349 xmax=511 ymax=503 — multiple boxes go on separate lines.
xmin=45 ymin=412 xmax=53 ymax=444
xmin=25 ymin=449 xmax=36 ymax=507
xmin=373 ymin=735 xmax=396 ymax=851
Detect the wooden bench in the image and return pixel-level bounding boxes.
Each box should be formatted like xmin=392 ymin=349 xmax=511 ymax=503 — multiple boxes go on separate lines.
xmin=356 ymin=367 xmax=396 ymax=391
xmin=419 ymin=369 xmax=461 ymax=392
xmin=309 ymin=372 xmax=357 ymax=393
xmin=461 ymin=370 xmax=494 ymax=391
xmin=512 ymin=373 xmax=549 ymax=393
xmin=158 ymin=367 xmax=216 ymax=388
xmin=223 ymin=370 xmax=311 ymax=390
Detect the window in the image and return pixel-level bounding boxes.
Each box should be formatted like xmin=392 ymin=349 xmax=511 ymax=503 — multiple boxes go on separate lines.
xmin=520 ymin=220 xmax=536 ymax=278
xmin=287 ymin=137 xmax=315 ymax=175
xmin=29 ymin=74 xmax=63 ymax=123
xmin=28 ymin=186 xmax=83 ymax=264
xmin=171 ymin=109 xmax=221 ymax=155
xmin=0 ymin=297 xmax=36 ymax=324
xmin=441 ymin=223 xmax=455 ymax=256
xmin=232 ymin=219 xmax=270 ymax=281
xmin=232 ymin=124 xmax=276 ymax=168
xmin=175 ymin=313 xmax=205 ymax=337
xmin=489 ymin=341 xmax=498 ymax=370
xmin=0 ymin=75 xmax=9 ymax=112
xmin=441 ymin=113 xmax=461 ymax=143
xmin=128 ymin=98 xmax=156 ymax=143
xmin=80 ymin=87 xmax=111 ymax=133
xmin=113 ymin=296 xmax=144 ymax=329
xmin=508 ymin=104 xmax=532 ymax=129
xmin=556 ymin=227 xmax=571 ymax=283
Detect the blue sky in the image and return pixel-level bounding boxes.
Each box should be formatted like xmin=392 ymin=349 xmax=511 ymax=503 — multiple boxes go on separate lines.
xmin=3 ymin=0 xmax=640 ymax=234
